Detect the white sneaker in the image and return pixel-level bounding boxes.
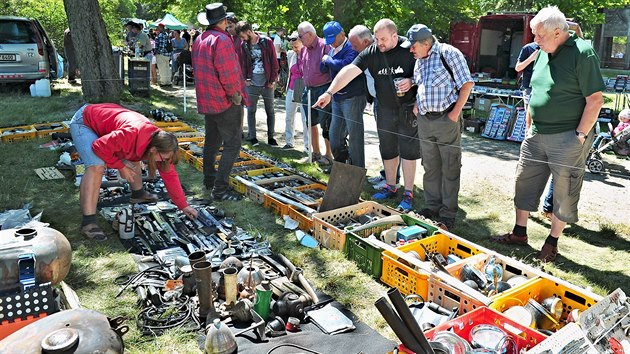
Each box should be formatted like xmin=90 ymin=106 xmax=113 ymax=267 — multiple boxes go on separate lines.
xmin=372 ymin=179 xmax=401 ymax=190
xmin=372 ymin=180 xmax=388 ymax=190
xmin=368 ymin=175 xmax=385 ymax=184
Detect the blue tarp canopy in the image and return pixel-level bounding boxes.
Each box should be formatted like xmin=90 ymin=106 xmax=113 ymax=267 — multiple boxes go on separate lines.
xmin=150 ymin=14 xmax=187 ymax=30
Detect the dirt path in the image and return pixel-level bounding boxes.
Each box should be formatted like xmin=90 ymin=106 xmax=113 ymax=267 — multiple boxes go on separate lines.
xmin=165 ymin=84 xmax=630 ymax=227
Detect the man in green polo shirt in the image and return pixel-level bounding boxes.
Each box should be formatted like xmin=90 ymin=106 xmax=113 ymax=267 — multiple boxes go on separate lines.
xmin=492 ymin=6 xmax=605 ymax=262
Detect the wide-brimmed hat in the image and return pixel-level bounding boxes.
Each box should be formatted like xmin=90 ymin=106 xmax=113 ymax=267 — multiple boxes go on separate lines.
xmin=197 ymin=3 xmax=227 ymax=26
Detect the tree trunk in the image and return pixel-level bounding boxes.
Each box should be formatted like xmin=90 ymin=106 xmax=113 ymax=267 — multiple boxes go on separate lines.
xmin=63 ymin=0 xmax=122 ymax=103
xmin=333 ymin=0 xmax=349 ymax=28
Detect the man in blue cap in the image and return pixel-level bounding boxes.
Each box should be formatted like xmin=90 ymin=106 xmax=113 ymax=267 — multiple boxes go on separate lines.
xmin=321 ymin=21 xmax=367 ymax=168
xmin=403 ymin=23 xmax=474 ymax=230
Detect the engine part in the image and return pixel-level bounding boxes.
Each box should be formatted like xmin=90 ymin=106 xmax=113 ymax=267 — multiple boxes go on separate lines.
xmin=117 ymin=208 xmax=135 ymax=240
xmin=0 ymin=227 xmax=72 ymax=293
xmin=285 ymin=317 xmax=300 ymax=332
xmin=204 ymin=319 xmax=237 ymax=354
xmin=234 ymin=308 xmax=266 ymax=341
xmin=276 ymin=254 xmax=319 ymax=304
xmin=237 ymin=265 xmax=263 ymax=290
xmin=272 ymin=292 xmax=305 ymax=320
xmin=0 ymin=308 xmax=127 ymax=353
xmin=223 ymin=267 xmax=238 ymax=306
xmin=219 ymin=256 xmax=243 ymax=271
xmin=192 ymin=261 xmax=218 ymax=321
xmin=265 ymin=316 xmax=287 ymax=337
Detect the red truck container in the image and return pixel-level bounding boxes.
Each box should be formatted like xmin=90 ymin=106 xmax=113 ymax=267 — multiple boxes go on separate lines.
xmin=450 ymin=13 xmax=536 ymax=81
xmin=450 ymin=13 xmax=582 ymax=82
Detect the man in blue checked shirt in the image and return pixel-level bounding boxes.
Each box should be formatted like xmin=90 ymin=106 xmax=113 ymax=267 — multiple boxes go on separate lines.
xmin=403 ymin=24 xmax=474 ymax=230
xmin=154 ymin=24 xmax=172 ymax=86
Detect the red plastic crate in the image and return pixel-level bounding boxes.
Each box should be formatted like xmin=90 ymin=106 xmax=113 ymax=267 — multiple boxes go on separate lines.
xmin=424 ymin=307 xmax=547 ymax=352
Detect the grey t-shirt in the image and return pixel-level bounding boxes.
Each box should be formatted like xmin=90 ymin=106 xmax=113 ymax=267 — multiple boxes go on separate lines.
xmin=251 ymin=43 xmax=266 ymax=87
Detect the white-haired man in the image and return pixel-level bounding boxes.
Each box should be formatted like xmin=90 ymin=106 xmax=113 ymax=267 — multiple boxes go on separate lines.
xmin=493 ymin=6 xmax=605 ymax=262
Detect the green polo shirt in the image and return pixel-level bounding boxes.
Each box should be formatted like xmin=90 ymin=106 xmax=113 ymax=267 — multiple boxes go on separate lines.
xmin=529 ymin=32 xmax=605 ymax=134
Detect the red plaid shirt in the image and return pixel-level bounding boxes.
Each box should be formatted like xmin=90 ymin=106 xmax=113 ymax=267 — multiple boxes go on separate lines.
xmin=192 ymin=27 xmax=248 ymax=114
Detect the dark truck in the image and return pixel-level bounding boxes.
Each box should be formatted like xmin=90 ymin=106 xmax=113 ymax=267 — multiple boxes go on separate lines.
xmin=450 ymin=12 xmax=581 ymax=83
xmin=450 ymin=13 xmax=536 ymax=83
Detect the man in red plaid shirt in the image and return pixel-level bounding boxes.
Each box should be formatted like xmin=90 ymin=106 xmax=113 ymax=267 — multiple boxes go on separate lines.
xmin=193 ymin=3 xmax=248 ymax=201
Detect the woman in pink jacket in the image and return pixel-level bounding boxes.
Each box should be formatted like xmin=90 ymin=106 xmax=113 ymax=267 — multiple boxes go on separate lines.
xmin=69 ymin=103 xmax=197 ymax=241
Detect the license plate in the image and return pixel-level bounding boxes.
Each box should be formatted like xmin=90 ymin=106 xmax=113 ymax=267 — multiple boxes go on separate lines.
xmin=0 ymin=54 xmax=17 ymax=62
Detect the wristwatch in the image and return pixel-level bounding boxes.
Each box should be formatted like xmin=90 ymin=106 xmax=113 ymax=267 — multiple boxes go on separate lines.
xmin=325 ymin=91 xmax=333 ymax=97
xmin=575 ymin=130 xmax=587 ymax=138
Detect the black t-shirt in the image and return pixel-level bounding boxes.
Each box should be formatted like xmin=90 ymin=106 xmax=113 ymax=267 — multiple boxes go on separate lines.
xmin=517 ymin=42 xmax=539 ymax=89
xmin=353 ymin=36 xmax=417 ymax=108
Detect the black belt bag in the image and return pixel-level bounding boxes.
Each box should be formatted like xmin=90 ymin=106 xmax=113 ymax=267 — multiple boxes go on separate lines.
xmin=425 ymin=103 xmax=455 ymax=120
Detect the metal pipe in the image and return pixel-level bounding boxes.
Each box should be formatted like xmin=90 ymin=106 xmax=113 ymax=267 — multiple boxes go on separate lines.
xmin=188 ymin=250 xmax=206 ymax=267
xmin=223 ymin=267 xmax=237 ymax=306
xmin=234 ymin=176 xmax=317 ymax=215
xmin=276 ymin=254 xmax=319 ymax=304
xmin=375 ymin=297 xmax=426 ymax=354
xmin=192 ymin=261 xmax=218 ymax=321
xmin=387 ymin=288 xmax=435 ymax=354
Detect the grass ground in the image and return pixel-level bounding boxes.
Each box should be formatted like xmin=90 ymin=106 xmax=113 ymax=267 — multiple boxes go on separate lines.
xmin=0 ymin=83 xmax=628 ymax=352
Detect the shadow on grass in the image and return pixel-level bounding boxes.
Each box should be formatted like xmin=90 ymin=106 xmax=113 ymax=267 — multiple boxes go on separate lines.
xmin=462 ymin=134 xmax=521 ymax=162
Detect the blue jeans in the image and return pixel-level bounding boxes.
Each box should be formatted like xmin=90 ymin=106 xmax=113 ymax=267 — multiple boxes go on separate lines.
xmin=246 ymin=85 xmax=275 ymax=140
xmin=330 ymin=95 xmax=367 ymax=168
xmin=542 ymin=178 xmax=554 ymax=213
xmin=69 ymin=104 xmax=104 ymax=167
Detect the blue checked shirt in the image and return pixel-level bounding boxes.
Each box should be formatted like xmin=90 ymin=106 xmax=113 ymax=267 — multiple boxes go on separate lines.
xmin=413 ymin=41 xmax=473 ymax=115
xmin=154 ymin=31 xmax=170 ymax=56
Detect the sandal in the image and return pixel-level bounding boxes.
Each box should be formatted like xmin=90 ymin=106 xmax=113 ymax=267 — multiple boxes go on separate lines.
xmin=81 ymin=223 xmax=107 ymax=241
xmin=130 ymin=191 xmax=159 ymax=204
xmin=491 ymin=232 xmax=528 ymax=245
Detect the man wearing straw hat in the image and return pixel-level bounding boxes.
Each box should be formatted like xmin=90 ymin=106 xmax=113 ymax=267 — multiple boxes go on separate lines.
xmin=192 ymin=3 xmax=248 ymax=201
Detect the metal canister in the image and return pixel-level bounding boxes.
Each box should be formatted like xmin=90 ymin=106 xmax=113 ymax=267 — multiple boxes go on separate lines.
xmin=0 ymin=227 xmax=71 ymax=293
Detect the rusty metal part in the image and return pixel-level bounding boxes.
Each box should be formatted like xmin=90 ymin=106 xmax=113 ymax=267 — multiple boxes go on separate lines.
xmin=192 ymin=260 xmax=219 ymax=321
xmin=0 ymin=227 xmax=71 ymax=293
xmin=0 ymin=308 xmax=127 ymax=353
xmin=276 ymin=254 xmax=319 ymax=304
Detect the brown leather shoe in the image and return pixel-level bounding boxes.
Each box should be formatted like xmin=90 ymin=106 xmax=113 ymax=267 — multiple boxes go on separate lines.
xmin=491 ymin=232 xmax=528 ymax=245
xmin=538 ymin=243 xmax=558 ymax=262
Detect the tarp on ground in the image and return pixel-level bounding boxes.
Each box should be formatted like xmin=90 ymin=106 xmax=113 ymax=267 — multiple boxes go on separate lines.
xmin=150 ymin=14 xmax=187 ymax=30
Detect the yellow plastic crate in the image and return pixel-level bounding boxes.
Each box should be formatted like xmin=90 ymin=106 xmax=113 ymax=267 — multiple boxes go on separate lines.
xmin=380 ymin=233 xmax=486 ymax=297
xmin=312 ymin=201 xmax=401 ymax=251
xmin=263 ymin=194 xmax=290 ymax=217
xmin=275 ymin=183 xmax=327 ymax=208
xmin=490 ymin=277 xmax=601 ymax=332
xmin=287 ymin=205 xmax=313 ymax=232
xmin=232 ymin=167 xmax=288 ymax=195
xmin=1 ymin=125 xmax=37 ymax=143
xmin=230 ymin=159 xmax=273 ymax=172
xmin=431 ymin=253 xmax=542 ymax=314
xmin=33 ymin=122 xmax=69 ymax=138
xmin=380 ymin=254 xmax=431 ymax=299
xmin=153 ymin=120 xmax=190 ymax=128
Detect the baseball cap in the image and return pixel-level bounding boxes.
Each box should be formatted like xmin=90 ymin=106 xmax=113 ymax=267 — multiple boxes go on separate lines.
xmin=400 ymin=24 xmax=432 ymax=48
xmin=323 ymin=21 xmax=343 ymax=45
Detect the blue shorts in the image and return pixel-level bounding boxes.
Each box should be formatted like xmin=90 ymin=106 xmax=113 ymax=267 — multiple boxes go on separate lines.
xmin=69 ymin=104 xmax=105 ymax=167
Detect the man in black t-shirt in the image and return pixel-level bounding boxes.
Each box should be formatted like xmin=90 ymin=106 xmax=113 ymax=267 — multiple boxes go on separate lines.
xmin=314 ymin=19 xmax=420 ymax=212
xmin=515 ymin=42 xmax=539 ymax=108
